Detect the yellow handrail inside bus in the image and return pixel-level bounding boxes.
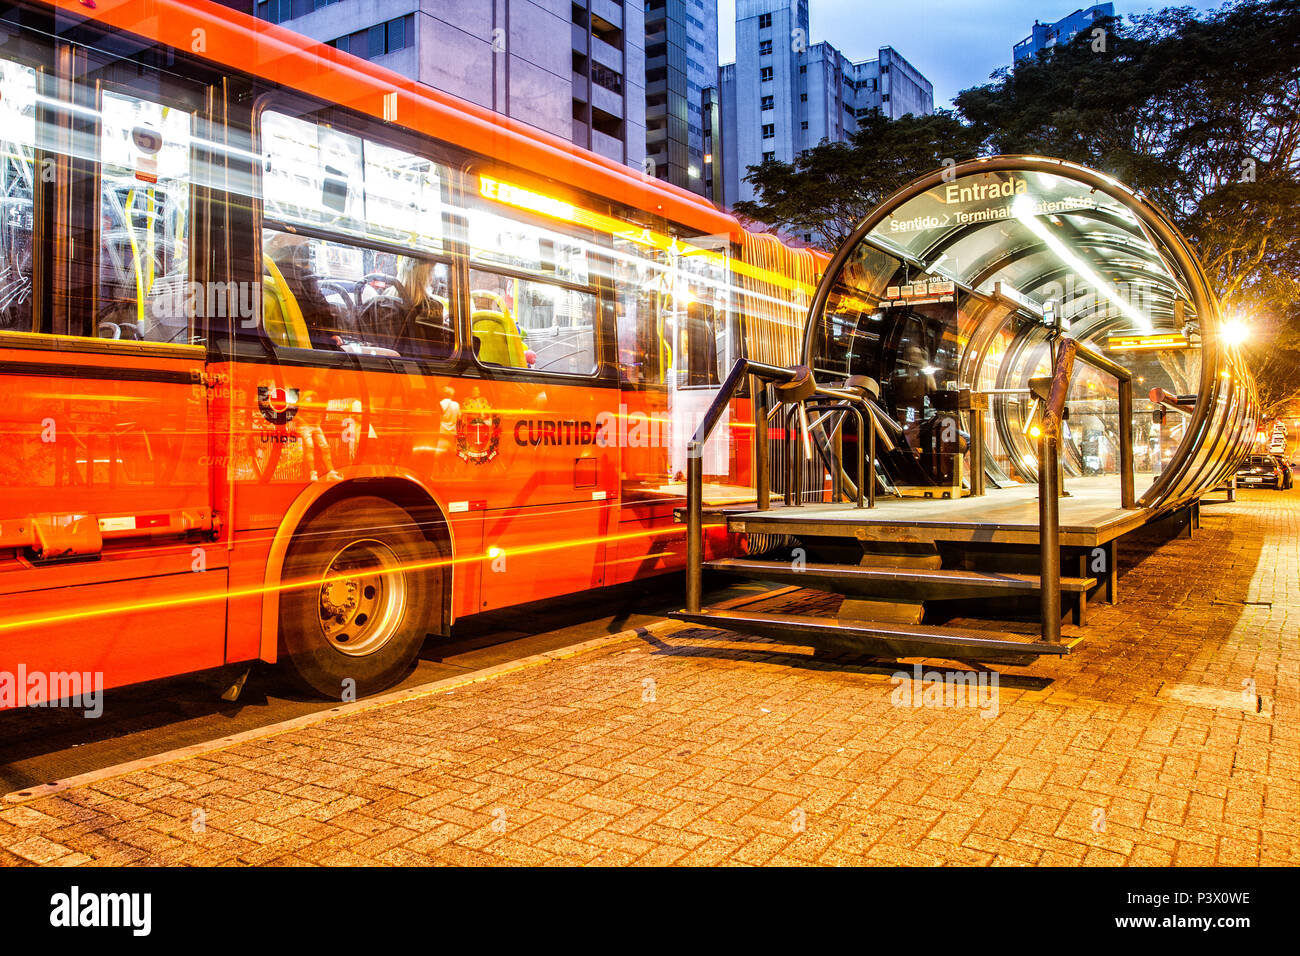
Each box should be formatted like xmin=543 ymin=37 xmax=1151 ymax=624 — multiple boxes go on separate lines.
xmin=123 ymin=187 xmax=146 ymax=327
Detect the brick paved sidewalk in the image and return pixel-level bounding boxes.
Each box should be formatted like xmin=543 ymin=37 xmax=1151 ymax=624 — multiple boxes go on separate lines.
xmin=1 ymin=489 xmax=1296 ymax=866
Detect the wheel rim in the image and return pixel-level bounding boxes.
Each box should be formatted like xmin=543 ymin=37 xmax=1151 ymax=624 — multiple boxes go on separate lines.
xmin=316 ymin=538 xmax=408 ymax=657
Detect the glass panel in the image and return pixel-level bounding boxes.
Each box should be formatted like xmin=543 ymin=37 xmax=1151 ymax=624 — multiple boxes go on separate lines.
xmin=674 ymin=250 xmax=733 ymax=388
xmin=262 ymin=227 xmax=454 ymax=358
xmin=612 ymin=240 xmax=668 ymax=386
xmin=468 ymin=268 xmax=597 ymax=375
xmin=468 ymin=207 xmax=590 ymax=284
xmin=98 ymin=90 xmax=193 ymax=343
xmin=264 ymin=110 xmax=445 ymax=253
xmin=362 ymin=140 xmax=443 ymax=252
xmin=0 ymin=59 xmax=36 ymax=332
xmin=262 ymin=111 xmax=365 ymax=236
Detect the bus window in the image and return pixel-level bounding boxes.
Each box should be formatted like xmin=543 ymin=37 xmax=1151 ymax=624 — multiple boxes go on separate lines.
xmin=468 ymin=181 xmax=601 ymax=375
xmin=468 ymin=268 xmax=597 ymax=374
xmin=259 ymin=110 xmax=454 ymax=359
xmin=97 ymin=90 xmax=194 ymax=344
xmin=0 ymin=59 xmax=36 ymax=333
xmin=262 ymin=228 xmax=452 ymax=356
xmin=673 ymin=250 xmax=733 ymax=388
xmin=611 ymin=240 xmax=669 ymax=385
xmin=681 ymin=302 xmax=720 ymax=386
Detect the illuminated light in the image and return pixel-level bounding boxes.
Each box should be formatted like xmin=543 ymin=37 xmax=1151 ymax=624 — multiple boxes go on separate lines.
xmin=1106 ymin=333 xmax=1190 ymax=352
xmin=487 ymin=546 xmax=504 ymax=559
xmin=479 ymin=175 xmax=575 ymax=222
xmin=1028 ymin=425 xmax=1042 ymax=438
xmin=704 ymin=153 xmax=713 ymax=164
xmin=0 ymin=523 xmax=701 ymax=635
xmin=1012 ymin=195 xmax=1151 ymax=330
xmin=919 ymin=365 xmax=939 ymax=376
xmin=1220 ymin=316 xmax=1250 ymax=346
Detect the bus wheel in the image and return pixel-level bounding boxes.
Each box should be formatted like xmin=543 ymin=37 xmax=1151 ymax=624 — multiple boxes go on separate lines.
xmin=279 ymin=496 xmax=438 ymax=698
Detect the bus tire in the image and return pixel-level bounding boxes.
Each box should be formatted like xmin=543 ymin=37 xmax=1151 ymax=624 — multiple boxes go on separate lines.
xmin=279 ymin=496 xmax=438 ymax=699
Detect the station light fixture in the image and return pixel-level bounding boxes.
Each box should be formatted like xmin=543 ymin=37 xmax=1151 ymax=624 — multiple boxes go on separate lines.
xmin=1013 ymin=195 xmax=1151 ymax=330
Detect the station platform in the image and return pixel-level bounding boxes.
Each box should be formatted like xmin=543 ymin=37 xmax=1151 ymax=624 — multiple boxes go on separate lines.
xmin=709 ymin=475 xmax=1166 ymax=548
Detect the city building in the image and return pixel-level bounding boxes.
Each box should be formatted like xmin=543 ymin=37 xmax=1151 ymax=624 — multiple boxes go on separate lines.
xmin=644 ymin=0 xmax=720 ymax=198
xmin=1013 ymin=4 xmax=1116 ymax=62
xmin=248 ymin=0 xmax=646 ymax=171
xmin=719 ymin=0 xmax=933 ymax=217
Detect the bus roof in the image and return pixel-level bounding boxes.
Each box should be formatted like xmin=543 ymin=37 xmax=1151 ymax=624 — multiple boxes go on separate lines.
xmin=49 ymin=0 xmax=744 ymax=241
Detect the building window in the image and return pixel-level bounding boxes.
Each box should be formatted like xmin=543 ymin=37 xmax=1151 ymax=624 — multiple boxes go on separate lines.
xmin=882 ymin=93 xmax=890 ymax=101
xmin=758 ymin=12 xmax=772 ymax=28
xmin=799 ymin=65 xmax=807 ymax=74
xmin=761 ymin=95 xmax=774 ymax=110
xmin=759 ymin=39 xmax=772 ymax=55
xmin=760 ymin=67 xmax=773 ymax=82
xmin=591 ymin=63 xmax=623 ymax=94
xmin=332 ymin=14 xmax=415 ymax=60
xmin=762 ymin=151 xmax=775 ymax=162
xmin=800 ymin=92 xmax=807 ymax=102
xmin=800 ymin=120 xmax=808 ymax=130
xmin=761 ymin=124 xmax=775 ymax=138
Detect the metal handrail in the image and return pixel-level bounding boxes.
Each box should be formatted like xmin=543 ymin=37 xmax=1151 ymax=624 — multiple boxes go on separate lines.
xmin=686 ymin=359 xmax=797 ymax=613
xmin=685 ymin=360 xmax=880 ymax=613
xmin=1038 ymin=337 xmax=1078 ymax=643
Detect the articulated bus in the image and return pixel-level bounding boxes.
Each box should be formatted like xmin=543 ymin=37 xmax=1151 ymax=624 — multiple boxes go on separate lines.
xmin=0 ymin=0 xmax=822 ymax=701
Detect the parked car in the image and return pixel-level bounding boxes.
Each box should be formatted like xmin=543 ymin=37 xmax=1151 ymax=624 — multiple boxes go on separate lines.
xmin=1235 ymin=455 xmax=1290 ymax=489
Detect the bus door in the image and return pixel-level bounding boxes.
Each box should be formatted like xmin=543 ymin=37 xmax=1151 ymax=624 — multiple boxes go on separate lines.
xmin=0 ymin=49 xmax=226 ymax=699
xmin=462 ymin=183 xmax=617 ymax=609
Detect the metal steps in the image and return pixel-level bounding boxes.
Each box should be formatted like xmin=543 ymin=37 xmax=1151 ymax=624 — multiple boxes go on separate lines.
xmin=706 ymin=557 xmax=1096 ymax=625
xmin=668 ymin=607 xmax=1075 ymax=666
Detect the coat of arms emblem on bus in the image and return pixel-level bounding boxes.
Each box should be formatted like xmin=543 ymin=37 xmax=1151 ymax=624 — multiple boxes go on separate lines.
xmin=257 ymin=386 xmax=300 ymax=427
xmin=456 ymin=397 xmax=501 ymax=465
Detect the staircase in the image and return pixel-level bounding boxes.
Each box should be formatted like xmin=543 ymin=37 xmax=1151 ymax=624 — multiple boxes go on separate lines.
xmin=670 ymin=342 xmax=1130 ymax=665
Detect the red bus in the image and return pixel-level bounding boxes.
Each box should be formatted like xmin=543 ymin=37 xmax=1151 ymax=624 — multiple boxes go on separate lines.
xmin=0 ymin=0 xmax=821 ymax=702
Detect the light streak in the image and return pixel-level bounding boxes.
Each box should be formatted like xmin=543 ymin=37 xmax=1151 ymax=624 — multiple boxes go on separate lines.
xmin=0 ymin=522 xmax=728 ymax=635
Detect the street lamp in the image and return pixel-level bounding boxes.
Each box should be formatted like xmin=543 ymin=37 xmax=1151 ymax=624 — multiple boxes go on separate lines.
xmin=1221 ymin=315 xmax=1250 ymax=346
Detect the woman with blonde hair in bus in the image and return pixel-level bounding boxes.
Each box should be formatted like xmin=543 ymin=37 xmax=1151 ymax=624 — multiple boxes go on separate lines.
xmin=396 ymin=256 xmax=454 ymax=357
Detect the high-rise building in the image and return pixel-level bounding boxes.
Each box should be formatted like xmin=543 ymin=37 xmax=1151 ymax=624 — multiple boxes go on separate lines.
xmin=719 ymin=0 xmax=933 ymax=213
xmin=247 ymin=0 xmax=646 ymax=170
xmin=1013 ymin=4 xmax=1115 ymax=62
xmin=644 ymin=0 xmax=719 ymax=197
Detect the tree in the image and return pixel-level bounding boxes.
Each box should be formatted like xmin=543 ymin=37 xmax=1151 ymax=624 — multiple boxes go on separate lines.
xmin=732 ymin=111 xmax=982 ymax=247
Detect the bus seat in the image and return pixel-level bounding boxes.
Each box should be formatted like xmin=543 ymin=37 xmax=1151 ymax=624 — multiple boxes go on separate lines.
xmin=471 ymin=310 xmax=528 ymax=368
xmin=262 ymin=255 xmax=312 ymax=349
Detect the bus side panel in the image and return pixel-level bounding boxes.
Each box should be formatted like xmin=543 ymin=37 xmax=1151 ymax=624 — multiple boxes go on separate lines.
xmin=0 ymin=567 xmax=229 ymax=703
xmin=0 ymin=355 xmax=229 ymax=700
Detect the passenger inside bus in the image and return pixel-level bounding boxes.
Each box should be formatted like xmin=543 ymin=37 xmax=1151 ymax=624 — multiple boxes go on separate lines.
xmin=263 ymin=230 xmax=348 ymax=350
